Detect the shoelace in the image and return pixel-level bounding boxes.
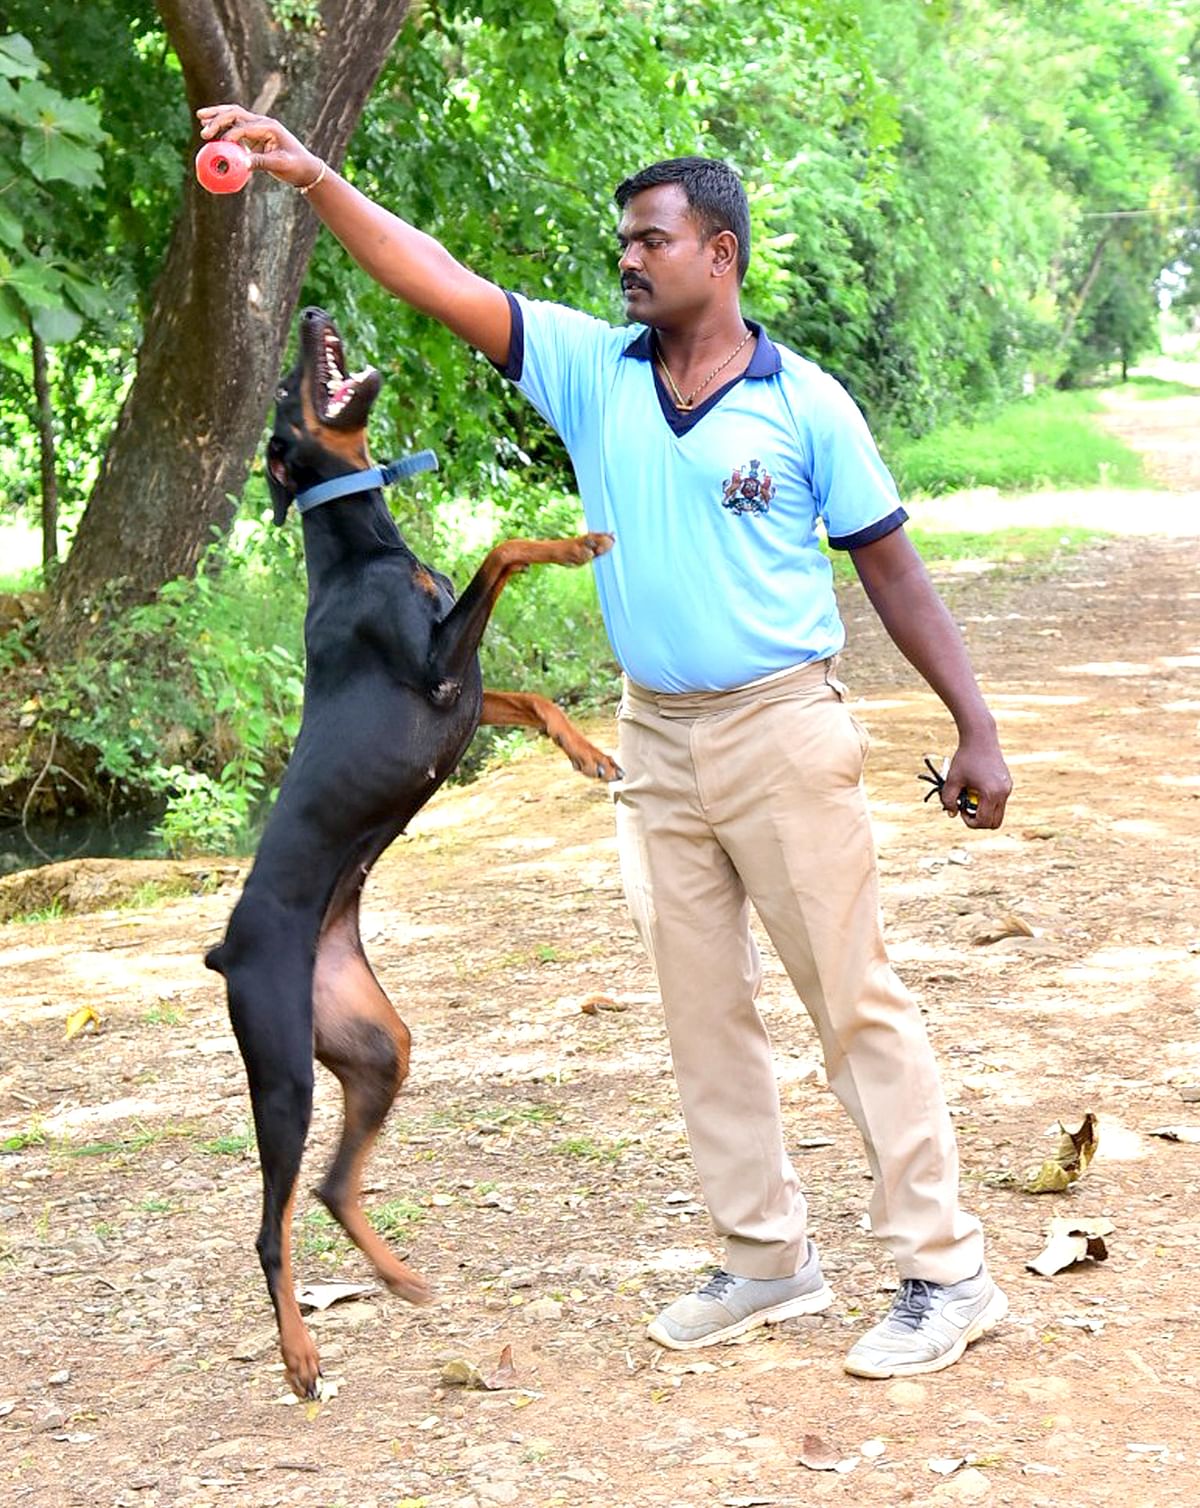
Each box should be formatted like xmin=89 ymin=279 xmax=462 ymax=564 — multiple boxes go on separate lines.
xmin=889 ymin=1279 xmax=936 ymax=1330
xmin=699 ymin=1270 xmax=738 ymax=1301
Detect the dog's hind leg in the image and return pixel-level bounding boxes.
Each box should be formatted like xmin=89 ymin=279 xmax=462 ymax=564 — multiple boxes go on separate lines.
xmin=312 ymin=894 xmax=432 ymax=1305
xmin=210 ymin=896 xmax=322 ymax=1397
xmin=481 ymin=689 xmax=622 ymax=781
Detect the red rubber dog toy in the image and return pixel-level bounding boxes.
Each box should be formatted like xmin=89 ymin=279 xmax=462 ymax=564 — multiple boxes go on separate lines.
xmin=195 ymin=139 xmax=252 ymax=194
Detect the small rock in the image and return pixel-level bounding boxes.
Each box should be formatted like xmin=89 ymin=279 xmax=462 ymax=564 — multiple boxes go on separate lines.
xmin=933 ymin=1466 xmax=992 ymax=1500
xmin=885 ymin=1379 xmax=929 ymax=1407
xmin=694 ymin=1448 xmax=741 ymax=1466
xmin=47 ymin=1370 xmax=70 ymax=1387
xmin=1179 ymin=1085 xmax=1200 ymax=1103
xmin=524 ymin=1296 xmax=563 ymax=1322
xmin=478 ymin=1482 xmax=522 ymax=1506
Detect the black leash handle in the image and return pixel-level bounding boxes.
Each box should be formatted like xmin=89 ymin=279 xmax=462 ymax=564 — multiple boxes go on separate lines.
xmin=917 ymin=756 xmax=980 ymax=818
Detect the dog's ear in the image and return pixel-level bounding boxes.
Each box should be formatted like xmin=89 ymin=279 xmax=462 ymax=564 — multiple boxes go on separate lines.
xmin=265 ymin=445 xmax=293 ymax=526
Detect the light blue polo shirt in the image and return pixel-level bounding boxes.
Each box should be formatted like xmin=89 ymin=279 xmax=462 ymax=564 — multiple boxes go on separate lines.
xmin=502 ymin=292 xmax=907 ymax=694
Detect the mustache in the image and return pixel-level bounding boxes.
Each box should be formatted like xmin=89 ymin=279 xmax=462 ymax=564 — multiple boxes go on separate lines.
xmin=621 ymin=274 xmax=652 ymax=294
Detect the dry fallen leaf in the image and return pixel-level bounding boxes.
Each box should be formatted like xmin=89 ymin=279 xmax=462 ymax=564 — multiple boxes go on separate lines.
xmin=1148 ymin=1126 xmax=1200 ymax=1144
xmin=440 ymin=1357 xmax=486 ymax=1389
xmin=1020 ymin=1113 xmax=1098 ymax=1193
xmin=484 ymin=1343 xmax=519 ymax=1390
xmin=1027 ymin=1216 xmax=1114 ymax=1277
xmin=580 ymin=994 xmax=627 ymax=1014
xmin=798 ymin=1434 xmax=857 ymax=1473
xmin=442 ymin=1344 xmax=520 ymax=1392
xmin=798 ymin=1434 xmax=840 ymax=1471
xmin=293 ymin=1280 xmax=376 ymax=1312
xmin=64 ymin=1005 xmax=100 ymax=1041
xmin=972 ymin=912 xmax=1035 ymax=946
xmin=662 ymin=1359 xmax=719 ymax=1376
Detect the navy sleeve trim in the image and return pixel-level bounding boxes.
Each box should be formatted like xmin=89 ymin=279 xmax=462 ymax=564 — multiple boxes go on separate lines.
xmin=491 ymin=290 xmax=524 ymax=381
xmin=827 ymin=506 xmax=909 ymax=551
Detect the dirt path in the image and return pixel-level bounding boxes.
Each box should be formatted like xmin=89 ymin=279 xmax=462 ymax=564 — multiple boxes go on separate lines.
xmin=2 ymin=391 xmax=1199 ymax=1508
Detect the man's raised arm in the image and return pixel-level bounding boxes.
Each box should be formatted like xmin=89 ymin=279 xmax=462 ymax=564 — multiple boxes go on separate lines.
xmin=197 ymin=105 xmax=512 ymax=366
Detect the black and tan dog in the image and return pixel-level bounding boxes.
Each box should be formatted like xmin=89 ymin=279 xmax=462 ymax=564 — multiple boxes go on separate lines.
xmin=206 ymin=306 xmax=617 ymax=1396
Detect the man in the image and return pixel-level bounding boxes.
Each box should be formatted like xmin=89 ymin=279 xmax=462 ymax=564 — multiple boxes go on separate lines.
xmin=197 ymin=104 xmax=1014 ymax=1378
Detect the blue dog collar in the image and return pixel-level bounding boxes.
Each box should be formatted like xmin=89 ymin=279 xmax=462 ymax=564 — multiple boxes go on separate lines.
xmin=293 ymin=449 xmax=439 ymax=513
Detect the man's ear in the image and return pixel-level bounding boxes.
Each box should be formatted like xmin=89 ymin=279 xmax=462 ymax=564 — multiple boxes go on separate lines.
xmin=266 ymin=452 xmax=293 ymax=526
xmin=709 ymin=228 xmax=740 ymax=280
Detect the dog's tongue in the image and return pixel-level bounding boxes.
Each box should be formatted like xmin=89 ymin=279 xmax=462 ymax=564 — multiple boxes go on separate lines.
xmin=330 ymin=378 xmax=354 ymax=406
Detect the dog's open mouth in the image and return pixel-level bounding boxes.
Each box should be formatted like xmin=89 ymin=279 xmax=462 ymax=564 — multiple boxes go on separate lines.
xmin=301 ymin=309 xmax=381 ymax=430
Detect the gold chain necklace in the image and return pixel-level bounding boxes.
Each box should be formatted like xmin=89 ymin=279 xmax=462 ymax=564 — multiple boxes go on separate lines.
xmin=655 ymin=326 xmax=754 ymax=411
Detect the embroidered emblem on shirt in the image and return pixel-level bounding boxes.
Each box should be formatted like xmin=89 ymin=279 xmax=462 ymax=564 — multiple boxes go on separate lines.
xmin=721 ymin=458 xmax=774 ymax=516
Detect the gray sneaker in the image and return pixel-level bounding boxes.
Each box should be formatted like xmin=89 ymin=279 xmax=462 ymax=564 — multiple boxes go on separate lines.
xmin=843 ymin=1267 xmax=1008 ymax=1378
xmin=647 ymin=1240 xmax=833 ymax=1350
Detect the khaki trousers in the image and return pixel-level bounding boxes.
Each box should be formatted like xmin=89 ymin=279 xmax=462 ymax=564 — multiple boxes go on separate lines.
xmin=614 ymin=658 xmax=983 ymax=1284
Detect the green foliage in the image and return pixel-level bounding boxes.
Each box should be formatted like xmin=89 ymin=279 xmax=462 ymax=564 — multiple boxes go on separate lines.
xmin=3 ymin=0 xmax=1197 ymax=848
xmin=269 ymin=0 xmax=323 ymax=31
xmin=32 ymin=506 xmax=305 ymax=852
xmin=883 ymin=389 xmax=1147 ymax=495
xmin=0 ymin=32 xmax=106 ymax=343
xmin=435 ymin=476 xmax=617 ymax=704
xmin=0 ymin=5 xmax=185 ymax=537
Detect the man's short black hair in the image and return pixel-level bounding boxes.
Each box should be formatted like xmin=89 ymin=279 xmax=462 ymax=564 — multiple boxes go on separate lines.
xmin=614 ymin=157 xmax=751 ymax=282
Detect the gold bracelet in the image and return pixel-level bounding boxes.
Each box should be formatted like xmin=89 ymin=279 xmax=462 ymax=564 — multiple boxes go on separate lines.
xmin=297 ymin=160 xmax=328 ymax=196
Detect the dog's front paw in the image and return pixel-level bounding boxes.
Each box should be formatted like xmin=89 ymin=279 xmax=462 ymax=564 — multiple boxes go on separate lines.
xmin=574 ymin=531 xmax=614 ymax=563
xmin=282 ymin=1334 xmax=323 ymax=1399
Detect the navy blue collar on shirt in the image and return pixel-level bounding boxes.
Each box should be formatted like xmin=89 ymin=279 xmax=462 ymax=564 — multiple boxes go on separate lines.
xmin=621 ymin=319 xmax=781 ymax=435
xmin=621 ymin=319 xmax=782 ymax=377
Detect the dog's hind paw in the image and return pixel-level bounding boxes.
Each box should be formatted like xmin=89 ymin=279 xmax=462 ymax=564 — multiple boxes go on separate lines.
xmin=382 ymin=1261 xmax=434 ymax=1306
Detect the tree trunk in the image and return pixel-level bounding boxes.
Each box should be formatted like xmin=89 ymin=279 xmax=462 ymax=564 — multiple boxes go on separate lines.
xmin=44 ymin=0 xmax=411 ymax=653
xmin=30 ymin=323 xmax=59 ymax=572
xmin=1059 ymin=227 xmax=1111 ymax=350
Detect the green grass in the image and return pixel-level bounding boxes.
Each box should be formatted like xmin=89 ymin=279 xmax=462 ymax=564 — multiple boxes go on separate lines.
xmin=1120 ymin=374 xmax=1200 ymax=399
xmin=473 ymin=1102 xmax=563 ymax=1128
xmin=119 ymin=878 xmax=205 ymax=911
xmin=883 ymin=388 xmax=1147 ymax=497
xmin=1 ymin=1124 xmax=47 ymax=1154
xmin=5 ymin=900 xmax=67 ymax=926
xmin=199 ymin=1127 xmax=255 ymax=1157
xmin=64 ymin=1122 xmax=191 ymax=1160
xmin=369 ymin=1199 xmax=425 ymax=1238
xmin=552 ymin=1134 xmax=629 ymax=1164
xmin=297 ymin=1208 xmax=345 ymax=1258
xmin=825 ymin=523 xmax=1109 ymax=582
xmin=141 ymin=1003 xmax=186 ymax=1027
